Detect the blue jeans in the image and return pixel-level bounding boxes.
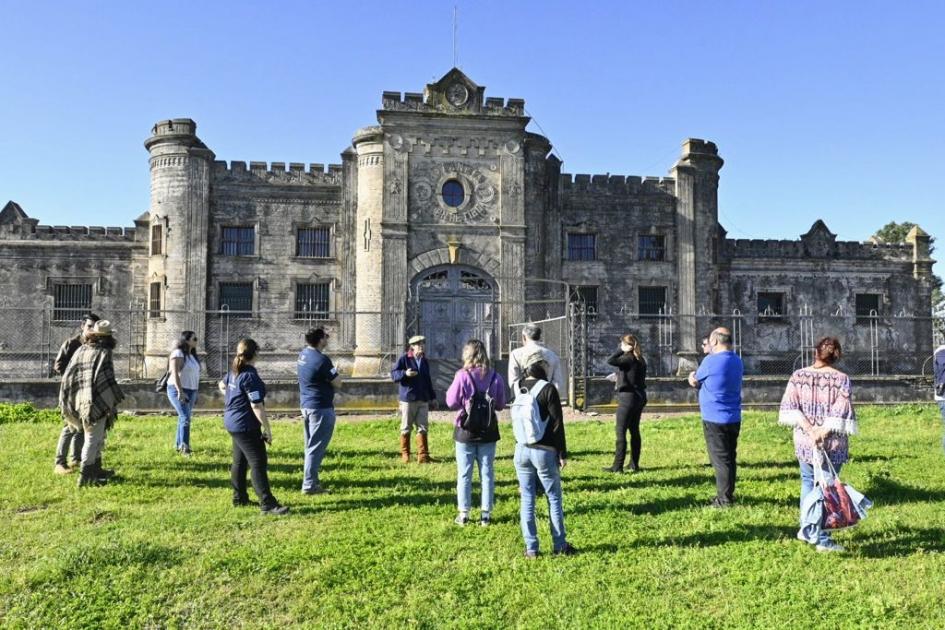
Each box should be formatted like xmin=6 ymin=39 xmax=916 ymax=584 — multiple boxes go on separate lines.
xmin=454 ymin=441 xmax=497 ymax=512
xmin=938 ymin=401 xmax=945 ymax=454
xmin=800 ymin=458 xmax=843 ymax=545
xmin=513 ymin=444 xmax=567 ymax=553
xmin=167 ymin=385 xmax=197 ymax=449
xmin=302 ymin=408 xmax=336 ymax=490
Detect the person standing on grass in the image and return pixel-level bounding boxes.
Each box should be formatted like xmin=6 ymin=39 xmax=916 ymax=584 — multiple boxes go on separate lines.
xmin=221 ymin=338 xmax=288 ymax=515
xmin=603 ymin=333 xmax=647 ymax=474
xmin=167 ymin=331 xmax=200 ymax=456
xmin=297 ymin=327 xmax=340 ymax=495
xmin=52 ymin=311 xmax=99 ymax=475
xmin=513 ymin=361 xmax=577 ymax=558
xmin=688 ymin=327 xmax=743 ymax=508
xmin=446 ymin=339 xmax=507 ymax=527
xmin=509 ymin=324 xmax=565 ymax=393
xmin=390 ymin=335 xmax=437 ymax=463
xmin=778 ymin=337 xmax=858 ymax=553
xmin=59 ymin=320 xmax=124 ymax=487
xmin=935 ymin=342 xmax=945 ymax=455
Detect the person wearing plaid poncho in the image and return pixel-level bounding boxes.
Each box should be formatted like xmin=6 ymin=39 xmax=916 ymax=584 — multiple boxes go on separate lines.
xmin=58 ymin=320 xmax=125 ymax=487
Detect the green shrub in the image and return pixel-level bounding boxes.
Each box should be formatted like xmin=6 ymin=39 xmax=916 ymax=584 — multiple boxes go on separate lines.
xmin=0 ymin=402 xmax=61 ymax=424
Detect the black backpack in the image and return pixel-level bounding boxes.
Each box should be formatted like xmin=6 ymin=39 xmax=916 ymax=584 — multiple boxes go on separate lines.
xmin=461 ymin=371 xmax=497 ymax=435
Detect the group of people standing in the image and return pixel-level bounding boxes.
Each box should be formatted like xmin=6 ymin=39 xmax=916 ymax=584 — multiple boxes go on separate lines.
xmin=51 ymin=312 xmax=945 ymax=555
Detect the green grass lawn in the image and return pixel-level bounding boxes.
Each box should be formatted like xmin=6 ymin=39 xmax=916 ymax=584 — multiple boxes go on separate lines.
xmin=1 ymin=406 xmax=944 ymax=628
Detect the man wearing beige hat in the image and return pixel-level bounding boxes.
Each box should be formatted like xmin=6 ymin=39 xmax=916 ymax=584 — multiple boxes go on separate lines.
xmin=391 ymin=335 xmax=437 ymax=463
xmin=59 ymin=320 xmax=125 ymax=487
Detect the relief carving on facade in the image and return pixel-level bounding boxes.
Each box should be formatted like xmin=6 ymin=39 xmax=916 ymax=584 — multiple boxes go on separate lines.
xmin=408 ymin=159 xmax=498 ymax=224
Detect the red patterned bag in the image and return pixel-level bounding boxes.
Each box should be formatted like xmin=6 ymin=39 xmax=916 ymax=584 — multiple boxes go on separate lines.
xmin=817 ymin=451 xmax=862 ymax=530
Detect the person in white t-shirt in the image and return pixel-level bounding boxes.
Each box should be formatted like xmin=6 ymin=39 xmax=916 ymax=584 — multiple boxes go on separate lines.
xmin=168 ymin=331 xmax=201 ymax=455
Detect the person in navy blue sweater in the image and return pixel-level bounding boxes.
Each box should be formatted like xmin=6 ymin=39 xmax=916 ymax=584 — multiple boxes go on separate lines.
xmin=390 ymin=335 xmax=437 ymax=463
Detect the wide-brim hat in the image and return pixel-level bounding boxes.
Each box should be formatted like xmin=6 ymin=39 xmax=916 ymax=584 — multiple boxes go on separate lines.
xmin=88 ymin=320 xmax=113 ymax=337
xmin=408 ymin=335 xmax=426 ymax=345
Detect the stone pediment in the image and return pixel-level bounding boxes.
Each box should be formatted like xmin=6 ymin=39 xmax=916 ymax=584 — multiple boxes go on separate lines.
xmin=800 ymin=220 xmax=836 ymax=258
xmin=380 ymin=68 xmax=525 ymax=117
xmin=0 ymin=200 xmax=28 ymax=224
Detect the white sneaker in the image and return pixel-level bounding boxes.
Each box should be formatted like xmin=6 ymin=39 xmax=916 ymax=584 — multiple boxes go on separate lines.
xmin=816 ymin=540 xmax=846 ymax=553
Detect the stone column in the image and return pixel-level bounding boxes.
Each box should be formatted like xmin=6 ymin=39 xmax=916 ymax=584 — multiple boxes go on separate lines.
xmin=143 ymin=119 xmax=213 ymax=377
xmin=671 ymin=139 xmax=723 ymax=375
xmin=351 ymin=126 xmax=387 ymax=376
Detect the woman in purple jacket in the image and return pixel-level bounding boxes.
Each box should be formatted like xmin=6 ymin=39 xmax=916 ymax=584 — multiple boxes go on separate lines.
xmin=445 ymin=339 xmax=507 ymax=527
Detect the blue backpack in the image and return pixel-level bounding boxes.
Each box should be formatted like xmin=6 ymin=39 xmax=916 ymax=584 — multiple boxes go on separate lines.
xmin=510 ymin=379 xmax=550 ymax=446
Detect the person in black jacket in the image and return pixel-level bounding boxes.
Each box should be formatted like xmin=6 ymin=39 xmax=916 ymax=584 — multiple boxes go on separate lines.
xmin=390 ymin=335 xmax=437 ymax=463
xmin=604 ymin=333 xmax=647 ymax=473
xmin=513 ymin=361 xmax=577 ymax=557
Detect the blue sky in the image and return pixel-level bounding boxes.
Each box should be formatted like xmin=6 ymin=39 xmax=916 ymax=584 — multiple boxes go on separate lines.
xmin=1 ymin=0 xmax=943 ymax=275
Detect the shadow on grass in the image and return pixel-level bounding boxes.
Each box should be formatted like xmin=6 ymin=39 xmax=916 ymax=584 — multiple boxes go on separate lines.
xmin=861 ymin=475 xmax=945 ymax=505
xmin=852 ymin=528 xmax=945 ymax=558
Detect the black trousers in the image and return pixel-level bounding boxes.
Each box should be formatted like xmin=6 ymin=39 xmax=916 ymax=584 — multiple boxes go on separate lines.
xmin=702 ymin=421 xmax=741 ymax=503
xmin=614 ymin=392 xmax=645 ymax=469
xmin=229 ymin=430 xmax=278 ymax=510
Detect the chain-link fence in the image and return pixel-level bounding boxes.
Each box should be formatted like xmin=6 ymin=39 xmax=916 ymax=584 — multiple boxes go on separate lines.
xmin=581 ymin=307 xmax=945 ymax=378
xmin=0 ymin=307 xmax=404 ymax=380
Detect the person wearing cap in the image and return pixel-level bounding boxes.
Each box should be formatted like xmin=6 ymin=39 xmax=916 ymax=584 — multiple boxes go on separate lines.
xmin=391 ymin=335 xmax=437 ymax=463
xmin=297 ymin=327 xmax=341 ymax=494
xmin=58 ymin=320 xmax=125 ymax=487
xmin=51 ymin=311 xmax=100 ymax=475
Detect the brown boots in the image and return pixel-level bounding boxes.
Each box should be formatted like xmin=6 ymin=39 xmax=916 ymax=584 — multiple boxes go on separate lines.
xmin=399 ymin=433 xmax=411 ymax=463
xmin=416 ymin=433 xmax=431 ymax=464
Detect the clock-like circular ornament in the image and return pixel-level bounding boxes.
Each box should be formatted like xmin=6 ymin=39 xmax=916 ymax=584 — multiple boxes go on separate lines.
xmin=446 ymin=82 xmax=469 ymax=107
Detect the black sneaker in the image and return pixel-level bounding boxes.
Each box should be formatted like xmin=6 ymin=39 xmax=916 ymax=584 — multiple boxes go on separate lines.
xmin=553 ymin=543 xmax=579 ymax=556
xmin=601 ymin=466 xmax=624 ymax=474
xmin=233 ymin=498 xmax=257 ymax=508
xmin=261 ymin=504 xmax=290 ymax=516
xmin=707 ymin=497 xmax=734 ymax=509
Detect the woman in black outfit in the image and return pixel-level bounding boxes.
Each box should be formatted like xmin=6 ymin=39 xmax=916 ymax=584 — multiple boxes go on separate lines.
xmin=603 ymin=333 xmax=647 ymax=473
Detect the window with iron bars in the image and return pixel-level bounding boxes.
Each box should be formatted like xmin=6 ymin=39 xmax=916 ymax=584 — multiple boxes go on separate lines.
xmin=571 ymin=286 xmax=598 ymax=318
xmin=220 ymin=226 xmax=255 ymax=256
xmin=149 ymin=282 xmax=162 ymax=319
xmin=567 ymin=233 xmax=597 ymax=261
xmin=639 ymin=286 xmax=667 ymax=317
xmin=295 ymin=282 xmax=330 ymax=319
xmin=53 ymin=283 xmax=93 ymax=321
xmin=757 ymin=292 xmax=785 ymax=321
xmin=150 ymin=224 xmax=163 ymax=256
xmin=855 ymin=293 xmax=881 ymax=324
xmin=219 ymin=282 xmax=253 ymax=317
xmin=296 ymin=226 xmax=331 ymax=258
xmin=638 ymin=234 xmax=665 ymax=261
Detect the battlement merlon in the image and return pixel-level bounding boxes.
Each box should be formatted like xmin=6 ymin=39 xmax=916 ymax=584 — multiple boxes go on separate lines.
xmin=559 ymin=173 xmax=676 ymax=196
xmin=906 ymin=225 xmax=936 ymax=279
xmin=211 ymin=160 xmax=344 ymax=183
xmin=673 ymin=138 xmax=724 ymax=172
xmin=380 ymin=90 xmax=527 ymax=117
xmin=144 ymin=118 xmax=214 ymax=159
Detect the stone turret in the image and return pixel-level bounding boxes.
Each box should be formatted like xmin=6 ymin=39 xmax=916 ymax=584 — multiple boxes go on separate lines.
xmin=671 ymin=139 xmax=724 ymax=373
xmin=143 ymin=119 xmax=214 ymax=376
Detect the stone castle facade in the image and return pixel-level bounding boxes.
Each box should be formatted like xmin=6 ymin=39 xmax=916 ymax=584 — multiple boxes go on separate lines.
xmin=0 ymin=68 xmax=936 ymax=378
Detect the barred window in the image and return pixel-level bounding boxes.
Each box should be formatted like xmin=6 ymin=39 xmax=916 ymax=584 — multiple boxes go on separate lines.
xmin=53 ymin=283 xmax=92 ymax=321
xmin=220 ymin=226 xmax=255 ymax=256
xmin=295 ymin=283 xmax=330 ymax=318
xmin=296 ymin=227 xmax=331 ymax=258
xmin=757 ymin=292 xmax=785 ymax=320
xmin=638 ymin=235 xmax=665 ymax=261
xmin=639 ymin=286 xmax=667 ymax=317
xmin=149 ymin=282 xmax=162 ymax=319
xmin=855 ymin=293 xmax=881 ymax=324
xmin=150 ymin=224 xmax=163 ymax=255
xmin=571 ymin=286 xmax=598 ymax=318
xmin=567 ymin=233 xmax=597 ymax=261
xmin=219 ymin=282 xmax=253 ymax=317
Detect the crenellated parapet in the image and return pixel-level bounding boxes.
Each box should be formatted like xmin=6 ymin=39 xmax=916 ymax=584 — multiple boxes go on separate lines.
xmin=0 ymin=202 xmax=138 ymax=241
xmin=559 ymin=173 xmax=676 ymax=196
xmin=724 ymin=229 xmax=914 ymax=262
xmin=380 ymin=68 xmax=526 ymax=118
xmin=212 ymin=160 xmax=343 ymax=186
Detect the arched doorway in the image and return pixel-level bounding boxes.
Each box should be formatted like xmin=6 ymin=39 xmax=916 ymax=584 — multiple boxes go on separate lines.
xmin=409 ymin=265 xmax=497 ymax=360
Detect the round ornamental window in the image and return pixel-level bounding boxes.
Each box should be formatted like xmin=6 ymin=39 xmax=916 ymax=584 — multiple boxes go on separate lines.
xmin=441 ymin=180 xmax=465 ymax=207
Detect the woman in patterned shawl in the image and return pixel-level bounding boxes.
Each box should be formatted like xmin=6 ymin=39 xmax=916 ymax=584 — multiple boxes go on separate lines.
xmin=59 ymin=320 xmax=125 ymax=487
xmin=778 ymin=336 xmax=857 ymax=552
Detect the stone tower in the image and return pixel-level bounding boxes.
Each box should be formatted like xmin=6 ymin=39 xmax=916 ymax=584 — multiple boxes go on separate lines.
xmin=143 ymin=119 xmax=214 ymax=376
xmin=672 ymin=138 xmax=724 ymax=373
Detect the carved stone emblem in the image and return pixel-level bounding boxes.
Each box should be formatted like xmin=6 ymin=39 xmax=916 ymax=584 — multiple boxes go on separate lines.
xmin=446 ymin=83 xmax=469 ymax=107
xmin=409 ymin=159 xmax=498 ymax=224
